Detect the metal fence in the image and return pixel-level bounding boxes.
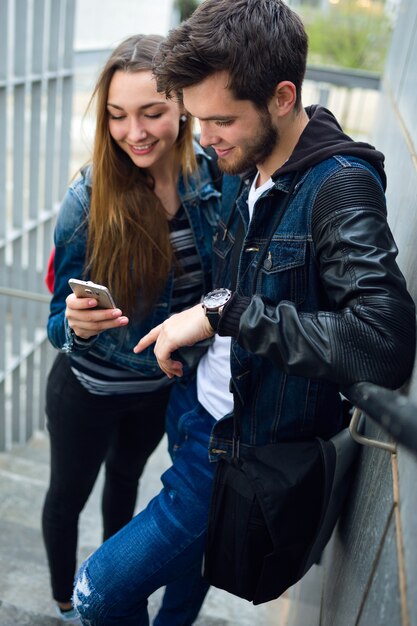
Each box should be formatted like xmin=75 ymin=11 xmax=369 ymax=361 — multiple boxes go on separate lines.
xmin=0 ymin=0 xmax=75 ymax=451
xmin=303 ymin=65 xmax=381 ymax=141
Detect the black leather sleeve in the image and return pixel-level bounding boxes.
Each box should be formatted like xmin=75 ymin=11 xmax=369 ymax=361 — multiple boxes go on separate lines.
xmin=219 ymin=167 xmax=416 ymax=388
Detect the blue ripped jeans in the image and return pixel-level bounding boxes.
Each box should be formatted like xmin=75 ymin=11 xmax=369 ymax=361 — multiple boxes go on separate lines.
xmin=73 ymin=377 xmax=216 ymax=626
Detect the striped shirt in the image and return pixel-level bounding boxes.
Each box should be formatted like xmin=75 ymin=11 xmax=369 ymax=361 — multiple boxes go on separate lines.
xmin=70 ymin=204 xmax=203 ymax=395
xmin=169 ymin=203 xmax=204 ymax=312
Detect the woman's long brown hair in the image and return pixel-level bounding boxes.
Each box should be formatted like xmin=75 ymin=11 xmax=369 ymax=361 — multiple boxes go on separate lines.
xmin=85 ymin=34 xmax=196 ymax=317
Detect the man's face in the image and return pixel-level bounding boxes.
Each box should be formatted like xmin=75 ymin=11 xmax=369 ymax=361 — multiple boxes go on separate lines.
xmin=182 ymin=71 xmax=278 ymax=175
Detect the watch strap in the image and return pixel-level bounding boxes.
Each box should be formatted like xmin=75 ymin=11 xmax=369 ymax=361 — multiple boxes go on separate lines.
xmin=206 ymin=309 xmax=221 ymax=331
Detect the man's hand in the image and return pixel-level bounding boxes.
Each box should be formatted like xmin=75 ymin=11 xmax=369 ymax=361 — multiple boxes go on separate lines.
xmin=66 ymin=293 xmax=129 ymax=339
xmin=134 ymin=304 xmax=214 ymax=378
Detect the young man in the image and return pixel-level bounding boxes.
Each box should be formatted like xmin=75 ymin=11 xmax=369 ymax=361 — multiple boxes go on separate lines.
xmin=74 ymin=1 xmax=415 ymax=624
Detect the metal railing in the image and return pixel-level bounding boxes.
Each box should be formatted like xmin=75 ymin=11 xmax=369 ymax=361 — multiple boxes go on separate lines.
xmin=0 ymin=0 xmax=75 ymax=451
xmin=303 ymin=64 xmax=380 ymax=141
xmin=344 ymin=382 xmax=417 ymax=457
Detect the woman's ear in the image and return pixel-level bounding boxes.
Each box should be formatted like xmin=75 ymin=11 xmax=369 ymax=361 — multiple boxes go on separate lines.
xmin=269 ymin=81 xmax=297 ymax=118
xmin=179 ymin=104 xmax=188 ymax=123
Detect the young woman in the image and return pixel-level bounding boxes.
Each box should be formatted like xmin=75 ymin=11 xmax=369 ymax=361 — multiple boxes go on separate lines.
xmin=42 ymin=34 xmax=219 ymax=623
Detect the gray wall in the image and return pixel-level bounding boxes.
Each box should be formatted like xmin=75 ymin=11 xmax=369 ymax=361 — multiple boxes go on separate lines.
xmin=373 ymin=2 xmax=417 ymax=622
xmin=286 ymin=1 xmax=417 ymax=624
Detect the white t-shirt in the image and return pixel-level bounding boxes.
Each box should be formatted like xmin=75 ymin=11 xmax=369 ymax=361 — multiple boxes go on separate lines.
xmin=197 ymin=334 xmax=234 ymax=419
xmin=247 ymin=173 xmax=274 ymax=219
xmin=197 ymin=173 xmax=274 ymax=420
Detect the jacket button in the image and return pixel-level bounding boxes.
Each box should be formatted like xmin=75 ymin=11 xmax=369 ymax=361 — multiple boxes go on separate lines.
xmin=263 ymin=251 xmax=272 ymax=270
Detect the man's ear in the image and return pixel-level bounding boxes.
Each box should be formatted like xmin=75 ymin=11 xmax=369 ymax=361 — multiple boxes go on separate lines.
xmin=269 ymin=81 xmax=297 ymax=118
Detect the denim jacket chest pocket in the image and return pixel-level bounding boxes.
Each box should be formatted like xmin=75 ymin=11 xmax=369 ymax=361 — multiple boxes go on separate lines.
xmin=251 ymin=236 xmax=308 ymax=306
xmin=212 ymin=218 xmax=242 ymax=289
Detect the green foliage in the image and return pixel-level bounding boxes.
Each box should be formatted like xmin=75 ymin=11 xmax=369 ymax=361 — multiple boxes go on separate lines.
xmin=174 ymin=0 xmax=199 ymax=21
xmin=301 ymin=1 xmax=392 ymax=72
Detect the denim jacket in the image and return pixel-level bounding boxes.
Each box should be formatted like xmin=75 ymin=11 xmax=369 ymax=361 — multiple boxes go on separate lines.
xmin=209 ymin=155 xmax=415 ymax=457
xmin=48 ymin=143 xmax=220 ymax=377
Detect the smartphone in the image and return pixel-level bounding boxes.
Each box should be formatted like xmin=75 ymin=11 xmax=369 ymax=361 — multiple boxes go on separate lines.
xmin=68 ymin=278 xmax=117 ymax=309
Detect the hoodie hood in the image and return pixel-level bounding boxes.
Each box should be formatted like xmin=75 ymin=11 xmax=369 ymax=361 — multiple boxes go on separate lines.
xmin=274 ymin=105 xmax=386 ymax=190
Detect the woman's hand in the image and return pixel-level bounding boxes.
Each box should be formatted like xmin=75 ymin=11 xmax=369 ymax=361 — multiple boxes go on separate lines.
xmin=134 ymin=304 xmax=214 ymax=378
xmin=65 ymin=293 xmax=129 ymax=339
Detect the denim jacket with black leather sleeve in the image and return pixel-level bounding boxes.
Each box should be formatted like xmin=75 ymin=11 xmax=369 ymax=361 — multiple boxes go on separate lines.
xmin=209 ymin=156 xmax=415 ymax=455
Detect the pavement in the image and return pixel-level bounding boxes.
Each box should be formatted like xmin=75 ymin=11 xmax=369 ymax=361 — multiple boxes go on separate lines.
xmin=0 ymin=429 xmax=289 ymax=626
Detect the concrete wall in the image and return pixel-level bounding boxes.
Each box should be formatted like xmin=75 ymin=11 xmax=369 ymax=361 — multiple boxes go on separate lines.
xmin=286 ymin=2 xmax=417 ymax=625
xmin=374 ymin=2 xmax=417 ymax=621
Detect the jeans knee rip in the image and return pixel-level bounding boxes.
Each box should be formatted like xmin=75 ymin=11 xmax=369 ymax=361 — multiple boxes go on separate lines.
xmin=73 ymin=567 xmax=93 ymax=620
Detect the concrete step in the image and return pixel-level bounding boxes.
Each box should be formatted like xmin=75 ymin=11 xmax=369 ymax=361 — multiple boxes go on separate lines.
xmin=0 ymin=432 xmax=288 ymax=625
xmin=0 ymin=601 xmax=61 ymax=626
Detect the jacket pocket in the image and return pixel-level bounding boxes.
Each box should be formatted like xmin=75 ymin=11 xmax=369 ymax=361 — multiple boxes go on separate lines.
xmin=213 ymin=222 xmax=236 ymax=287
xmin=258 ymin=238 xmax=307 ymax=306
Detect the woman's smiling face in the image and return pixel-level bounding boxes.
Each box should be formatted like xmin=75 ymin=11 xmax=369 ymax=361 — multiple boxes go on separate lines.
xmin=107 ymin=69 xmax=182 ymax=171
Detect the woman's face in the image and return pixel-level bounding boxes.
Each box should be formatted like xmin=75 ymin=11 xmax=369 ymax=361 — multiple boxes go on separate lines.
xmin=107 ymin=69 xmax=182 ymax=172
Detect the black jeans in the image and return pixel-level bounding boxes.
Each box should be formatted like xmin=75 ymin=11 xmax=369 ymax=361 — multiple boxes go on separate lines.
xmin=42 ymin=352 xmax=170 ymax=603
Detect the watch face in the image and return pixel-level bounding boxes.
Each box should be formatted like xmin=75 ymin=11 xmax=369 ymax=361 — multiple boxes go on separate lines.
xmin=204 ymin=288 xmax=232 ymax=310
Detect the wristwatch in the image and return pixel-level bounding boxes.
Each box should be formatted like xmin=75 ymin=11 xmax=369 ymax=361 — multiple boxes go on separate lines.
xmin=202 ymin=288 xmax=232 ymax=331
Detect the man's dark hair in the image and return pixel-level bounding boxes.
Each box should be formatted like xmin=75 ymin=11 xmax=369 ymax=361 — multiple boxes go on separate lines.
xmin=154 ymin=0 xmax=308 ymax=110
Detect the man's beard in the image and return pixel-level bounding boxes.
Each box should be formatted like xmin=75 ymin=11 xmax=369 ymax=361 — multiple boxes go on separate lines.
xmin=217 ymin=110 xmax=278 ymax=175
